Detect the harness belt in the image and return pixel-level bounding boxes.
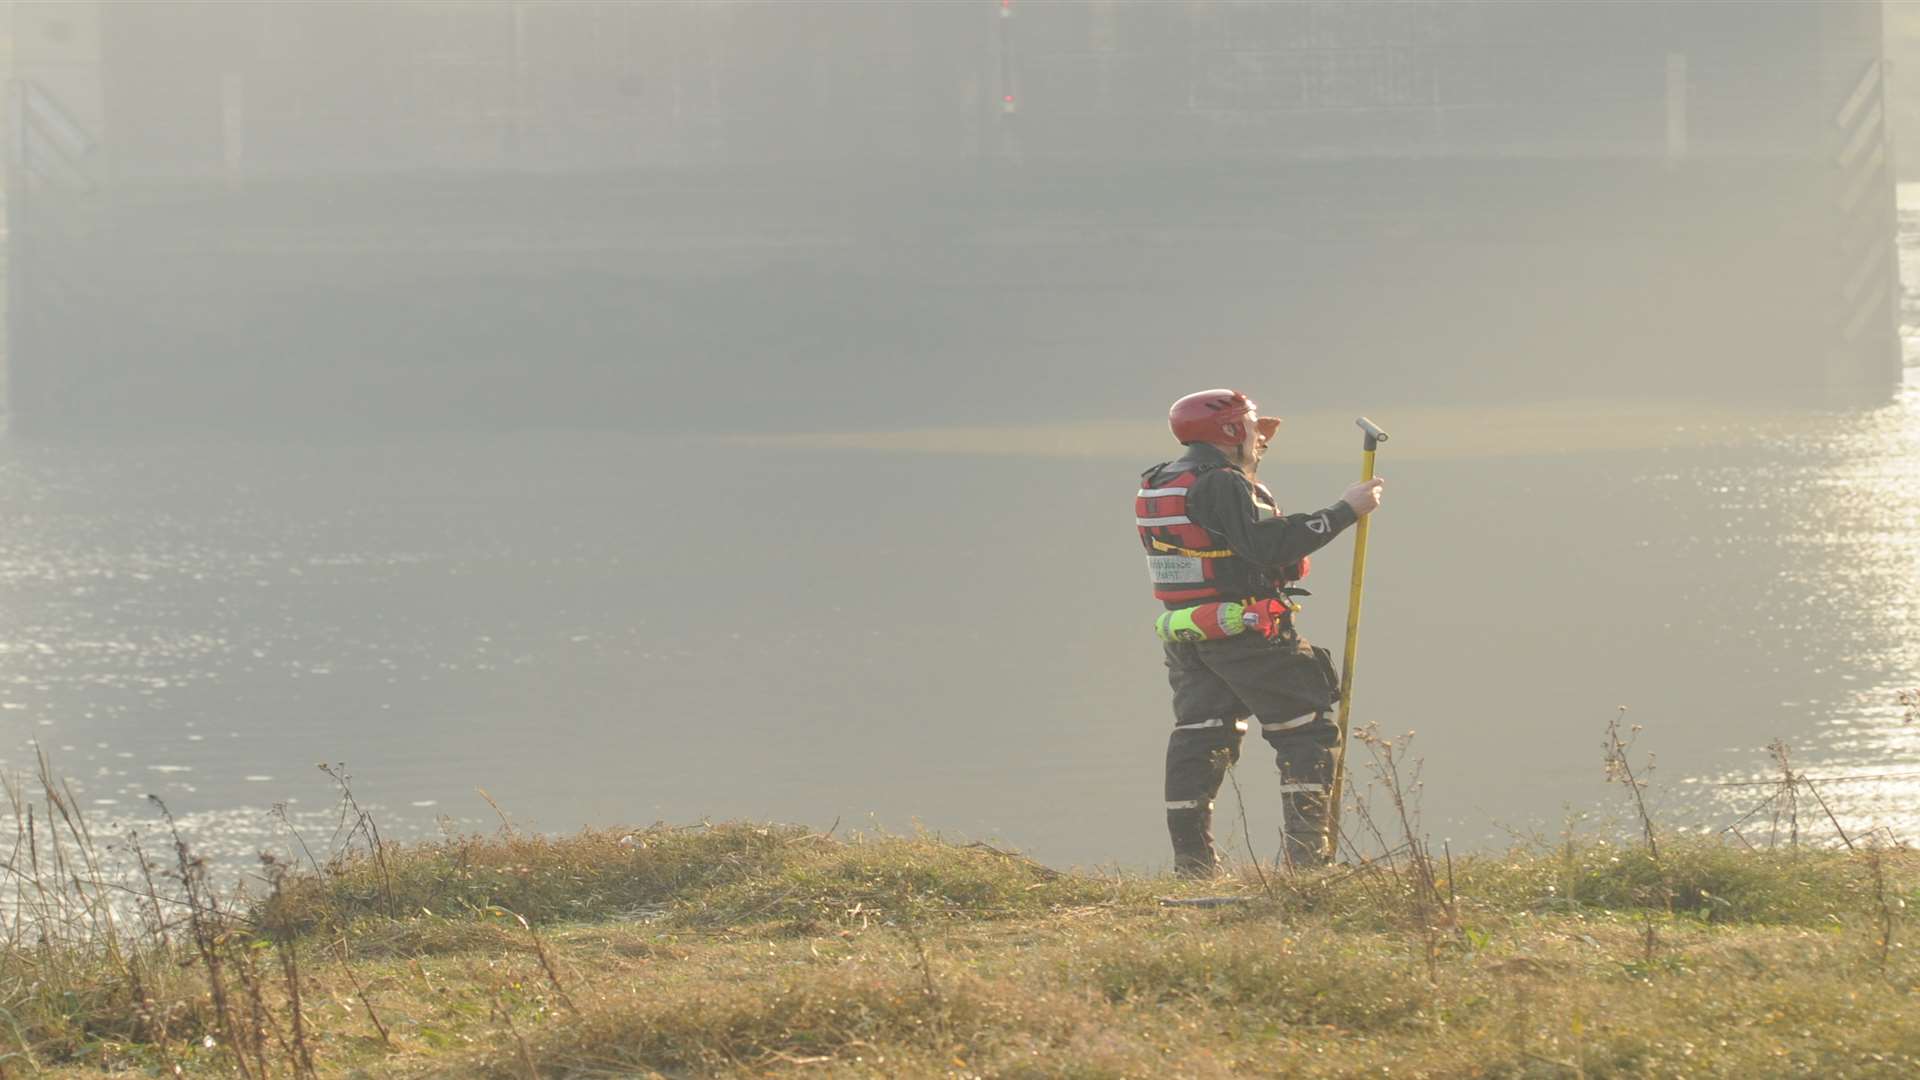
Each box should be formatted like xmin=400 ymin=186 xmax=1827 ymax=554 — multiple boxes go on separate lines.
xmin=1149 ymin=537 xmax=1235 ymax=559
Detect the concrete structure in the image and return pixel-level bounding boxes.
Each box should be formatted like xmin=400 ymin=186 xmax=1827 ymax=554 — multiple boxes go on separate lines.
xmin=3 ymin=0 xmax=1903 ymax=433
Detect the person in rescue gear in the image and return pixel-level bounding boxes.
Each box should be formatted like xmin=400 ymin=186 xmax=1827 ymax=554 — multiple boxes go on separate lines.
xmin=1139 ymin=389 xmax=1384 ymax=875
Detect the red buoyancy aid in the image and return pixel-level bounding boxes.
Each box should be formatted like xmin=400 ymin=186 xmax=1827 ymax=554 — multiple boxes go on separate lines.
xmin=1137 ymin=462 xmax=1305 ymax=607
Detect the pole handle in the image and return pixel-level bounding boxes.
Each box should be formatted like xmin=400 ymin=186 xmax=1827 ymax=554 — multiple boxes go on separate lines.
xmin=1356 ymin=416 xmax=1390 ymax=451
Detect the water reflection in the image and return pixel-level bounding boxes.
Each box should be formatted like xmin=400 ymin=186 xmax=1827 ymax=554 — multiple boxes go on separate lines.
xmin=1680 ymin=368 xmax=1920 ymax=840
xmin=7 ymin=216 xmax=1920 ymax=873
xmin=0 ymin=379 xmax=1915 ymax=875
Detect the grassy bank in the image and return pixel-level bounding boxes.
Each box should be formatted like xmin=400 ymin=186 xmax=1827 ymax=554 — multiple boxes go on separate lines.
xmin=8 ymin=819 xmax=1919 ymax=1078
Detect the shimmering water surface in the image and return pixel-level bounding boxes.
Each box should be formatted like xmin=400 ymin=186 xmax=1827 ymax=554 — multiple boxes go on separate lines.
xmin=5 ymin=257 xmax=1920 ymax=876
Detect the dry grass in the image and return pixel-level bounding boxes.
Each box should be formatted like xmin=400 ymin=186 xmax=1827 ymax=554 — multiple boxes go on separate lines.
xmin=0 ymin=723 xmax=1917 ymax=1078
xmin=0 ymin=811 xmax=1914 ymax=1078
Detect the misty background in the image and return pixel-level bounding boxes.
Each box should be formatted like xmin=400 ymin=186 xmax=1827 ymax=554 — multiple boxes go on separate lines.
xmin=0 ymin=1 xmax=1915 ymax=871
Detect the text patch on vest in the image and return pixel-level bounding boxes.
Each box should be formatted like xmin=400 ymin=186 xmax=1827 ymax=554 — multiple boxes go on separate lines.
xmin=1146 ymin=554 xmax=1206 ymax=585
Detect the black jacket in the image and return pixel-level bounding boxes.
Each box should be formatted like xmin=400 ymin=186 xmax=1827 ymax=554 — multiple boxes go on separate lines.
xmin=1154 ymin=443 xmax=1357 ymax=590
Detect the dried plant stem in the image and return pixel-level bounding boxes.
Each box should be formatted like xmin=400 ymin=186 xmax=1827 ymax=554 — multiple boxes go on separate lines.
xmin=1769 ymin=740 xmax=1801 ymax=848
xmin=336 ymin=937 xmax=394 ymax=1048
xmin=1801 ymin=778 xmax=1856 ymax=852
xmin=279 ymin=933 xmax=316 ymax=1079
xmin=153 ymin=796 xmax=254 ymax=1080
xmin=477 ymin=787 xmax=517 ymax=834
xmin=1223 ymin=761 xmax=1273 ymax=898
xmin=503 ymin=908 xmax=578 ymax=1015
xmin=1604 ymin=709 xmax=1659 ymax=862
xmin=1868 ymin=841 xmax=1895 ymax=974
xmin=490 ymin=984 xmax=541 ymax=1080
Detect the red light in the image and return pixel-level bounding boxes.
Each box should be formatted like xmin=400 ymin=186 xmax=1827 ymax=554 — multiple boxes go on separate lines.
xmin=1003 ymin=94 xmax=1015 ymax=103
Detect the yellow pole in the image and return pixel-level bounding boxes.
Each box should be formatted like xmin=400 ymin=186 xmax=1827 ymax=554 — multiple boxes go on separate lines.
xmin=1323 ymin=417 xmax=1387 ymax=860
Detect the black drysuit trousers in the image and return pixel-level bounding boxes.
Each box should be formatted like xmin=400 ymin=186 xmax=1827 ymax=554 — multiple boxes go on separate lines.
xmin=1162 ymin=631 xmax=1341 ymax=872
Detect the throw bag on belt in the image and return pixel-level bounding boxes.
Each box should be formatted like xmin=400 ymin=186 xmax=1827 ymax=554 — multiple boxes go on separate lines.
xmin=1155 ymin=602 xmax=1257 ymax=643
xmin=1155 ymin=598 xmax=1296 ymax=644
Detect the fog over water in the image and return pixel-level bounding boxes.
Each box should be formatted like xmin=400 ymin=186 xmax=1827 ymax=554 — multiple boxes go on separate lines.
xmin=3 ymin=330 xmax=1919 ymax=872
xmin=1 ymin=0 xmax=1916 ymax=874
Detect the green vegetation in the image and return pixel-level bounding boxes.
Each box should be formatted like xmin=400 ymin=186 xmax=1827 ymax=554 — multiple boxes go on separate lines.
xmin=5 ymin=813 xmax=1919 ymax=1078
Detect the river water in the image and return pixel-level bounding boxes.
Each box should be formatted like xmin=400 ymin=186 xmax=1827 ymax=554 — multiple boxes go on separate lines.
xmin=3 ymin=232 xmax=1919 ymax=876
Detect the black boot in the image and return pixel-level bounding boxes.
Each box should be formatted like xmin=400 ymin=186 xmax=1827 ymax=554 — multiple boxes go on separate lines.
xmin=1270 ymin=715 xmax=1338 ymax=870
xmin=1167 ymin=803 xmax=1218 ymax=877
xmin=1279 ymin=786 xmax=1331 ymax=869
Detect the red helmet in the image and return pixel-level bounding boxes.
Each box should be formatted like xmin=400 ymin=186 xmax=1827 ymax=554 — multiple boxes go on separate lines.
xmin=1169 ymin=388 xmax=1257 ymax=446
